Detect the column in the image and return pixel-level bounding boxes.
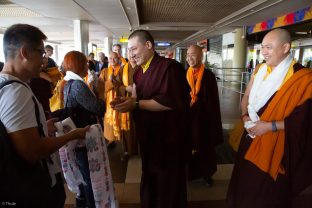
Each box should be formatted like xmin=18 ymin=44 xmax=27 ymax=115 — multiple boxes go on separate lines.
xmin=73 ymin=20 xmax=89 ymax=55
xmin=233 ymin=28 xmax=247 ymax=88
xmin=233 ymin=28 xmax=247 ymax=69
xmin=104 ymin=37 xmax=113 ymax=56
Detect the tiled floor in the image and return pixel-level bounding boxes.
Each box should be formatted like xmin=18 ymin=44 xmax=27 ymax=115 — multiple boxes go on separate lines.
xmin=65 ymin=87 xmax=240 ymax=207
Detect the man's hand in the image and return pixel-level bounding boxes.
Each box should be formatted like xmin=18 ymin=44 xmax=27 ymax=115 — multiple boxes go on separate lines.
xmin=126 ymin=85 xmax=133 ymax=93
xmin=248 ymin=121 xmax=271 ymax=137
xmin=111 ymin=97 xmax=135 ymax=112
xmin=242 ymin=115 xmax=251 ymax=123
xmin=47 ymin=118 xmax=58 ymax=136
xmin=110 ymin=74 xmax=121 ymax=88
xmin=68 ymin=126 xmax=90 ymax=140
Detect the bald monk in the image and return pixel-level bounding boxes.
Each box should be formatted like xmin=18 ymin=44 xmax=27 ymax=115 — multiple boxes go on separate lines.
xmin=226 ymin=28 xmax=312 ymax=208
xmin=186 ymin=45 xmax=223 ymax=185
xmin=97 ymin=52 xmax=122 ymax=144
xmin=113 ymin=43 xmax=127 ymax=66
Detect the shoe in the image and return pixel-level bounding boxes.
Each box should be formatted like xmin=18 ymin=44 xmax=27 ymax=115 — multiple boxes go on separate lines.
xmin=204 ymin=177 xmax=213 ymax=187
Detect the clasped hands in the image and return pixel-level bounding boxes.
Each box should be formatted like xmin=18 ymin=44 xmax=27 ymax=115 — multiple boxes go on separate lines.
xmin=243 ymin=116 xmax=271 ymax=138
xmin=109 ymin=74 xmax=121 ymax=88
xmin=110 ymin=96 xmax=136 ymax=112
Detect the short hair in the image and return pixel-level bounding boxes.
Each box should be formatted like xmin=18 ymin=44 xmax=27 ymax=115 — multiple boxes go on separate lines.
xmin=98 ymin=52 xmax=105 ymax=59
xmin=113 ymin=44 xmax=121 ymax=49
xmin=128 ymin=30 xmax=155 ymax=48
xmin=3 ymin=24 xmax=47 ymax=61
xmin=89 ymin=52 xmax=95 ymax=56
xmin=44 ymin=45 xmax=53 ymax=50
xmin=63 ymin=51 xmax=87 ymax=75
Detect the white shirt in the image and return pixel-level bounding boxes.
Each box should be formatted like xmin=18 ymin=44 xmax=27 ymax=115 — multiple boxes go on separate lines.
xmin=0 ymin=74 xmax=48 ymax=134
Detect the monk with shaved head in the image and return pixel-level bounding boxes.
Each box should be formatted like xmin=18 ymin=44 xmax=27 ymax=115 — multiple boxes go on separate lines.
xmin=226 ymin=28 xmax=312 ymax=207
xmin=186 ymin=44 xmax=223 ymax=186
xmin=97 ymin=51 xmax=123 ymax=146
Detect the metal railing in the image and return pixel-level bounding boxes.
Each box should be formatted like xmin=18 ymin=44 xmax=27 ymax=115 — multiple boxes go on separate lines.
xmin=211 ymin=67 xmax=251 ymax=101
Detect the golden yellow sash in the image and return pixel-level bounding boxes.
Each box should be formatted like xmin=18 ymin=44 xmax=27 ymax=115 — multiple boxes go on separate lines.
xmin=122 ymin=63 xmax=129 ymax=86
xmin=121 ymin=63 xmax=130 ymax=131
xmin=186 ymin=64 xmax=205 ymax=106
xmin=120 ymin=56 xmax=127 ymax=66
xmin=105 ymin=65 xmax=121 ymax=139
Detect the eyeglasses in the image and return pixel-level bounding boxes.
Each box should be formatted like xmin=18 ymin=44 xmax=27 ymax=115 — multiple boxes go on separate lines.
xmin=32 ymin=48 xmax=46 ymax=59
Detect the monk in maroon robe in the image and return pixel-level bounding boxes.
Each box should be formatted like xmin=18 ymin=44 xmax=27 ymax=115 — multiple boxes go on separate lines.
xmin=112 ymin=30 xmax=190 ymax=208
xmin=226 ymin=29 xmax=312 ymax=208
xmin=186 ymin=45 xmax=223 ymax=184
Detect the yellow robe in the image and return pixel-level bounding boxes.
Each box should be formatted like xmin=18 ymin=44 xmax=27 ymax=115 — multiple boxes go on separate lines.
xmin=98 ymin=65 xmax=122 ymax=141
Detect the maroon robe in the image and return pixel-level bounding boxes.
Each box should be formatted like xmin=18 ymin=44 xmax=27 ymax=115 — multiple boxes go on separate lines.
xmin=226 ymin=64 xmax=312 ymax=208
xmin=133 ymin=53 xmax=190 ymax=208
xmin=188 ymin=69 xmax=223 ymax=180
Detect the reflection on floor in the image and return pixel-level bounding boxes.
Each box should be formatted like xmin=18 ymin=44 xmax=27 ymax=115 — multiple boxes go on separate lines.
xmin=65 ymin=87 xmax=240 ymax=207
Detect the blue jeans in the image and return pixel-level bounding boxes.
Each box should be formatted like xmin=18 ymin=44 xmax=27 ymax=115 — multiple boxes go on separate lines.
xmin=75 ymin=147 xmax=95 ymax=208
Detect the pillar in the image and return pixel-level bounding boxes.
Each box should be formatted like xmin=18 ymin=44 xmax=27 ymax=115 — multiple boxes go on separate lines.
xmin=233 ymin=28 xmax=247 ymax=69
xmin=232 ymin=28 xmax=247 ymax=88
xmin=104 ymin=37 xmax=113 ymax=56
xmin=73 ymin=20 xmax=89 ymax=55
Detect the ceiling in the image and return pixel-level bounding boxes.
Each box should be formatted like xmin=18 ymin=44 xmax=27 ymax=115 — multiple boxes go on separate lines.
xmin=0 ymin=0 xmax=311 ymax=50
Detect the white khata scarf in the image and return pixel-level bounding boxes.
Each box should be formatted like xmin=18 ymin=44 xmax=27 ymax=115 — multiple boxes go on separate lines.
xmin=247 ymin=55 xmax=293 ymax=123
xmin=55 ymin=119 xmax=118 ymax=208
xmin=64 ymin=70 xmax=85 ymax=82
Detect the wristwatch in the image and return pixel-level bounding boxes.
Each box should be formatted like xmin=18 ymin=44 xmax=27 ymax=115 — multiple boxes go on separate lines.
xmin=135 ymin=100 xmax=140 ymax=110
xmin=272 ymin=120 xmax=277 ymax=132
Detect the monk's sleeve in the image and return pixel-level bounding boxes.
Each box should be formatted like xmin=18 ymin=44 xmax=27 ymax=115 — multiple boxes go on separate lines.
xmin=284 ymin=99 xmax=312 ymax=196
xmin=153 ymin=62 xmax=188 ymax=111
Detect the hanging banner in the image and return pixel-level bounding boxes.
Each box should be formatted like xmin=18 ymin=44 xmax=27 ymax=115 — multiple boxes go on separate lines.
xmin=247 ymin=6 xmax=312 ymax=34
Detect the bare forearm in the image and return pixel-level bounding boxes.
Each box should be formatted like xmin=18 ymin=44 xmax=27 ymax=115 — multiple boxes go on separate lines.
xmin=32 ymin=132 xmax=78 ymax=161
xmin=10 ymin=127 xmax=88 ymax=163
xmin=113 ymin=94 xmax=171 ymax=112
xmin=241 ymin=95 xmax=249 ymax=116
xmin=241 ymin=76 xmax=254 ymax=117
xmin=275 ymin=120 xmax=284 ymax=131
xmin=138 ymin=99 xmax=171 ymax=111
xmin=249 ymin=120 xmax=285 ymax=137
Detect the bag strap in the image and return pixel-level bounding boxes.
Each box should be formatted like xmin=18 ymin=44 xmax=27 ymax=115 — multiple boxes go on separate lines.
xmin=0 ymin=79 xmax=44 ymax=137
